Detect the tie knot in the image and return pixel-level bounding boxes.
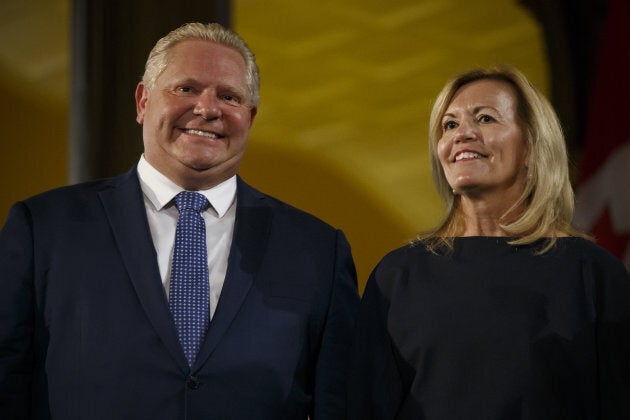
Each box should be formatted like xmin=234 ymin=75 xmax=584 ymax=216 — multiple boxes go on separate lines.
xmin=174 ymin=191 xmax=208 ymax=212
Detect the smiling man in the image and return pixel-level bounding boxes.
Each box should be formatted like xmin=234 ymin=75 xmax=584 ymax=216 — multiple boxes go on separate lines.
xmin=136 ymin=37 xmax=256 ymax=191
xmin=0 ymin=23 xmax=359 ymax=420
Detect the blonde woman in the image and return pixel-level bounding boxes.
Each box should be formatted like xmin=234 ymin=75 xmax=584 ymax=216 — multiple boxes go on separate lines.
xmin=348 ymin=67 xmax=630 ymax=419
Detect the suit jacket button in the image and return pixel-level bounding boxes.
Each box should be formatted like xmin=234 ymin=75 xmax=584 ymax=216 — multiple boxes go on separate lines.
xmin=187 ymin=376 xmax=200 ymax=390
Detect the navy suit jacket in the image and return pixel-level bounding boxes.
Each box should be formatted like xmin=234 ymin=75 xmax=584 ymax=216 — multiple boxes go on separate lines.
xmin=0 ymin=168 xmax=359 ymax=419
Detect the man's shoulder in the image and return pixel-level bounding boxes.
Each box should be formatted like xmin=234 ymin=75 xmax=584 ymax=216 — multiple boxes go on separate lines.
xmin=21 ymin=168 xmax=138 ymax=209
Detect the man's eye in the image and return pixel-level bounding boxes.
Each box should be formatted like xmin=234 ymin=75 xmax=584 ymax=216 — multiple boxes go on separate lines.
xmin=220 ymin=94 xmax=244 ymax=106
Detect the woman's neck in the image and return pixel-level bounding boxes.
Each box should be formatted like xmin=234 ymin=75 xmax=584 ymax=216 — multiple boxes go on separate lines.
xmin=457 ymin=191 xmax=525 ymax=237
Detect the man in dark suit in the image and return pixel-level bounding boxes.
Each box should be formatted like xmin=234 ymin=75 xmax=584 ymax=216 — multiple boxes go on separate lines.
xmin=0 ymin=22 xmax=359 ymax=419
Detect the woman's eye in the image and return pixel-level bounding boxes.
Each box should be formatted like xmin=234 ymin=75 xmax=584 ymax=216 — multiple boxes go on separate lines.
xmin=443 ymin=121 xmax=458 ymax=130
xmin=479 ymin=114 xmax=494 ymax=123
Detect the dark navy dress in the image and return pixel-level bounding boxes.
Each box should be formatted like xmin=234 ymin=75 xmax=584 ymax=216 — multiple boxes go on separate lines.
xmin=348 ymin=237 xmax=630 ymax=419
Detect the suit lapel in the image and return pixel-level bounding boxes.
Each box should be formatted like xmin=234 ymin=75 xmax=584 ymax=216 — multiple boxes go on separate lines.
xmin=193 ymin=177 xmax=272 ymax=369
xmin=99 ymin=168 xmax=188 ymax=370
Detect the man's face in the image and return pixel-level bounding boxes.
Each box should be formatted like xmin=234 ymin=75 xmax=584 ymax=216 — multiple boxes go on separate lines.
xmin=135 ymin=39 xmax=257 ymax=190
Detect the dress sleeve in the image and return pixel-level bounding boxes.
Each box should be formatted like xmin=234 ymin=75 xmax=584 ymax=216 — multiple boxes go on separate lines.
xmin=347 ymin=264 xmax=405 ymax=420
xmin=593 ymin=253 xmax=630 ymax=417
xmin=0 ymin=202 xmax=35 ymax=418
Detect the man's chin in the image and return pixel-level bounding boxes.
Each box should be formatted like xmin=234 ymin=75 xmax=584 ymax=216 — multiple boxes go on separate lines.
xmin=185 ymin=162 xmax=215 ymax=173
xmin=183 ymin=160 xmax=236 ymax=177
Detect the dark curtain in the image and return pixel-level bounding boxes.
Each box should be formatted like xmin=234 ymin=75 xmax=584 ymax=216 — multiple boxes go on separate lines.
xmin=70 ymin=0 xmax=231 ymax=182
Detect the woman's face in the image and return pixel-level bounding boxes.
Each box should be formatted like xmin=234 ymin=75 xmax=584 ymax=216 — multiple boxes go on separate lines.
xmin=437 ymin=79 xmax=529 ymax=199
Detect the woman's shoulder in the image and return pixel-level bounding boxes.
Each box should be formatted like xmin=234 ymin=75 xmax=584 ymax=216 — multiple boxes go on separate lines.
xmin=368 ymin=241 xmax=442 ymax=286
xmin=555 ymin=237 xmax=629 ymax=277
xmin=375 ymin=240 xmax=434 ymax=268
xmin=362 ymin=242 xmax=431 ymax=300
xmin=556 ymin=236 xmax=615 ymax=259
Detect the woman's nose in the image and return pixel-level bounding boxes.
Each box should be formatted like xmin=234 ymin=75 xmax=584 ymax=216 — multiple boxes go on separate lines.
xmin=453 ymin=120 xmax=478 ymax=143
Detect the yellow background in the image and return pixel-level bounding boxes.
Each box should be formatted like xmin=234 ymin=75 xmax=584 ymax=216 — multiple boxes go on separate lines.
xmin=0 ymin=0 xmax=547 ymax=291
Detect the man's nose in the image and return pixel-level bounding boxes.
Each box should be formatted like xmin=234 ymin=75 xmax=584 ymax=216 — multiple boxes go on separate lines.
xmin=194 ymin=92 xmax=221 ymax=120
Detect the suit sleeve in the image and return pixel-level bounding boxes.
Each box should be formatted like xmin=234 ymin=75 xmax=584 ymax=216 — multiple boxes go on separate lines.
xmin=312 ymin=230 xmax=360 ymax=419
xmin=347 ymin=264 xmax=404 ymax=420
xmin=0 ymin=202 xmax=35 ymax=418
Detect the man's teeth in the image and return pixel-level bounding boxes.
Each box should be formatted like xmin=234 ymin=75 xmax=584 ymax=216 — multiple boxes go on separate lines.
xmin=184 ymin=129 xmax=219 ymax=138
xmin=455 ymin=152 xmax=482 ymax=161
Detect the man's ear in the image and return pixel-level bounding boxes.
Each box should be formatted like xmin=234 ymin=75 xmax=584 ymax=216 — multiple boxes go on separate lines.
xmin=135 ymin=82 xmax=149 ymax=124
xmin=248 ymin=106 xmax=258 ymax=128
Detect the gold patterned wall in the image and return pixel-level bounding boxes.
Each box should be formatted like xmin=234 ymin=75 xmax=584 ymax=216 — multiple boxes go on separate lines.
xmin=234 ymin=0 xmax=548 ymax=288
xmin=0 ymin=0 xmax=547 ymax=290
xmin=0 ymin=0 xmax=69 ymax=226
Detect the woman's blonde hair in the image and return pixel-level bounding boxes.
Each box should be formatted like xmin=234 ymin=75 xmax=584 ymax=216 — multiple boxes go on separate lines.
xmin=141 ymin=22 xmax=260 ymax=107
xmin=418 ymin=66 xmax=588 ymax=253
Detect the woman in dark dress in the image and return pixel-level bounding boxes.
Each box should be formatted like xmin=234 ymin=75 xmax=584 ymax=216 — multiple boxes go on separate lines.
xmin=348 ymin=67 xmax=630 ymax=420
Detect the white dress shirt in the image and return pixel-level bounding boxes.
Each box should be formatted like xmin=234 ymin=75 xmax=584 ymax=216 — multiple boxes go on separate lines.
xmin=136 ymin=155 xmax=236 ymax=319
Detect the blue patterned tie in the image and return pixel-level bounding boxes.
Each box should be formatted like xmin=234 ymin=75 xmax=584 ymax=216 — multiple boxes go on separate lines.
xmin=169 ymin=191 xmax=210 ymax=366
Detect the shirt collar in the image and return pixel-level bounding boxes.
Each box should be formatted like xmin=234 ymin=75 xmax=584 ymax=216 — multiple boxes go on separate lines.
xmin=137 ymin=155 xmax=237 ymax=217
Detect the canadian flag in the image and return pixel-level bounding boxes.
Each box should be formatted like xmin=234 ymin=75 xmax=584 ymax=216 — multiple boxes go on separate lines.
xmin=574 ymin=0 xmax=630 ymax=271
